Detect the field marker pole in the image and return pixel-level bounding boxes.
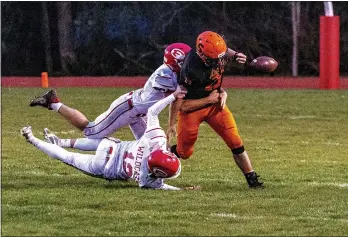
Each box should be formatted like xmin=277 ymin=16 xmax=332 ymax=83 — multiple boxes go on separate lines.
xmin=41 ymin=72 xmax=49 ymax=88
xmin=320 ymin=2 xmax=340 ymax=89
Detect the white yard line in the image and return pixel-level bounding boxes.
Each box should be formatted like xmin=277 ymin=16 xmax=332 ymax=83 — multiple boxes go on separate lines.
xmin=211 ymin=213 xmax=348 ymax=222
xmin=242 ymin=113 xmax=341 ymax=121
xmin=309 ymin=181 xmax=348 ymax=188
xmin=22 ymin=170 xmax=82 ymax=177
xmin=6 ymin=129 xmax=79 ymax=135
xmin=195 ymin=178 xmax=348 ymax=189
xmin=244 ymin=138 xmax=347 ymax=147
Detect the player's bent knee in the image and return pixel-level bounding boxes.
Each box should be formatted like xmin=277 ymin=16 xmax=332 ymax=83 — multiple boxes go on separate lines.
xmin=232 ymin=146 xmax=245 ymax=155
xmin=171 ymin=144 xmax=194 ymax=159
xmin=178 ymin=148 xmax=194 ymax=159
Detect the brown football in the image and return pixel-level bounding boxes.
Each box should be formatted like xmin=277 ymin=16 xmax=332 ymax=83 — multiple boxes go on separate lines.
xmin=249 ymin=56 xmax=278 ymax=73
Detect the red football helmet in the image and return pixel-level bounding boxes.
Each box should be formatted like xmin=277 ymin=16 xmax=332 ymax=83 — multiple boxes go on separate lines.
xmin=163 ymin=43 xmax=192 ymax=73
xmin=147 ymin=149 xmax=181 ymax=179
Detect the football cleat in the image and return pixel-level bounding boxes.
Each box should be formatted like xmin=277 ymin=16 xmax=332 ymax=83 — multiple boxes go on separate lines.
xmin=21 ymin=126 xmax=34 ymax=144
xmin=245 ymin=171 xmax=264 ymax=189
xmin=44 ymin=128 xmax=60 ymax=145
xmin=29 ymin=89 xmax=60 ymax=110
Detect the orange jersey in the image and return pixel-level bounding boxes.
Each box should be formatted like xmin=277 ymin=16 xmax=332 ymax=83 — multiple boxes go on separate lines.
xmin=179 ymin=50 xmax=229 ymax=100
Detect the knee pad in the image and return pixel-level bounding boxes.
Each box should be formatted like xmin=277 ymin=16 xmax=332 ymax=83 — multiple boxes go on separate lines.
xmin=232 ymin=146 xmax=245 ymax=155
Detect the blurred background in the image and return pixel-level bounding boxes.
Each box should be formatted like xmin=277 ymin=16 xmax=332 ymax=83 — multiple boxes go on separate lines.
xmin=1 ymin=1 xmax=347 ymax=77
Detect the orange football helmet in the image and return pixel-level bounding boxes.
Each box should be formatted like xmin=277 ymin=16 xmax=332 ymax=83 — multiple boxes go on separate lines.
xmin=196 ymin=31 xmax=228 ymax=67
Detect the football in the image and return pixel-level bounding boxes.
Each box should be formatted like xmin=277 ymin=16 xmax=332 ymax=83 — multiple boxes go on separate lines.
xmin=249 ymin=56 xmax=278 ymax=73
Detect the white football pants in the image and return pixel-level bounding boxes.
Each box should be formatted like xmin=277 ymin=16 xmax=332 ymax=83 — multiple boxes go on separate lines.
xmin=83 ymin=92 xmax=147 ymax=140
xmin=31 ymin=137 xmax=110 ymax=177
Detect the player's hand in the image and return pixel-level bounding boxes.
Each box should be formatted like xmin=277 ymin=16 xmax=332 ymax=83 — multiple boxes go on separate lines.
xmin=166 ymin=126 xmax=176 ymax=143
xmin=219 ymin=90 xmax=227 ymax=109
xmin=208 ymin=90 xmax=220 ymax=104
xmin=183 ymin=185 xmax=201 ymax=191
xmin=234 ymin=52 xmax=247 ymax=64
xmin=173 ymin=85 xmax=187 ymax=99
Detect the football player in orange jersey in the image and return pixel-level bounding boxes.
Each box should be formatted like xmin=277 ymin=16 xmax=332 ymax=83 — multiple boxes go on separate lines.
xmin=167 ymin=31 xmax=263 ymax=188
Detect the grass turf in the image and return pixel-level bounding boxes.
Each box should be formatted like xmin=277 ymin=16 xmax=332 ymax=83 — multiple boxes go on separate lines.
xmin=2 ymin=87 xmax=348 ymax=236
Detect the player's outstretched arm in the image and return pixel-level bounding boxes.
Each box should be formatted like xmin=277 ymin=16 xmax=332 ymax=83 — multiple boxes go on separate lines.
xmin=147 ymin=86 xmax=187 ymax=129
xmin=160 ymin=184 xmax=201 ymax=191
xmin=166 ymin=99 xmax=181 ymax=143
xmin=166 ymin=86 xmax=187 ymax=142
xmin=141 ymin=183 xmax=201 ymax=191
xmin=227 ymin=48 xmax=247 ymax=64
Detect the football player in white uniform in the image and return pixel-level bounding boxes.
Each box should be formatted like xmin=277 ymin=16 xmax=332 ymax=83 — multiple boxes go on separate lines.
xmin=29 ymin=43 xmax=191 ymax=149
xmin=22 ymin=86 xmax=198 ymax=190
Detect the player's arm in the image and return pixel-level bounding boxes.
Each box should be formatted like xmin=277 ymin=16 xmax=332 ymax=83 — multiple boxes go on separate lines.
xmin=180 ymin=89 xmax=220 ymax=112
xmin=166 ymin=96 xmax=183 ymax=142
xmin=142 ymin=182 xmax=201 ymax=191
xmin=159 ymin=183 xmax=183 ymax=191
xmin=218 ymin=87 xmax=228 ymax=109
xmin=159 ymin=184 xmax=201 ymax=191
xmin=152 ymin=71 xmax=177 ymax=93
xmin=227 ymin=48 xmax=247 ymax=64
xmin=147 ymin=86 xmax=187 ymax=129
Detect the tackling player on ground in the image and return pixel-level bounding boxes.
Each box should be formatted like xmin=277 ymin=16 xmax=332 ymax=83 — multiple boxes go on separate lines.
xmin=167 ymin=31 xmax=264 ymax=188
xmin=29 ymin=43 xmax=191 ymax=151
xmin=21 ymin=86 xmax=199 ymax=190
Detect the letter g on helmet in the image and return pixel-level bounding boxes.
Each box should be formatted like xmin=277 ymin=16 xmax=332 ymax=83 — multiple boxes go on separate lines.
xmin=164 ymin=43 xmax=192 ymax=73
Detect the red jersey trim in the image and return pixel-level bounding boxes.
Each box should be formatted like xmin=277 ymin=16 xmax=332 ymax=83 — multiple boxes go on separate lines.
xmin=146 ymin=128 xmax=161 ymax=133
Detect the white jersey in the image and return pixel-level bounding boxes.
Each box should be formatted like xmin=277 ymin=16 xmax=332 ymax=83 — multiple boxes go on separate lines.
xmin=132 ymin=64 xmax=178 ymax=115
xmin=102 ymin=94 xmax=180 ymax=190
xmin=83 ymin=64 xmax=178 ymax=140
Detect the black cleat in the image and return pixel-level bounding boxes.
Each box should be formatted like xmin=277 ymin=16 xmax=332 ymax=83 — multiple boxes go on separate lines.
xmin=29 ymin=89 xmax=60 ymax=110
xmin=245 ymin=171 xmax=264 ymax=189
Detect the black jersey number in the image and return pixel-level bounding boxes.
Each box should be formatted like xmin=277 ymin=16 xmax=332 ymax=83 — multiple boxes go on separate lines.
xmin=205 ymin=67 xmax=223 ymax=91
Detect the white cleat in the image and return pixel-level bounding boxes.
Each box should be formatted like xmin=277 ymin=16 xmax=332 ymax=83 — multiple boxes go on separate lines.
xmin=21 ymin=126 xmax=34 ymax=144
xmin=43 ymin=128 xmax=60 ymax=145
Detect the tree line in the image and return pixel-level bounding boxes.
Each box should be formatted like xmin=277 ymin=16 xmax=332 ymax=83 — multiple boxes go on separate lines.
xmin=2 ymin=1 xmax=347 ymax=77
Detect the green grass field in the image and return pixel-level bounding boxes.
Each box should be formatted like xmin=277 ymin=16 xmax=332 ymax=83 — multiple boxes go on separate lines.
xmin=2 ymin=87 xmax=348 ymax=236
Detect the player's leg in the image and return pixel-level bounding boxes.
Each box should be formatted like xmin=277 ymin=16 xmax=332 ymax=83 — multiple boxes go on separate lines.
xmin=44 ymin=128 xmax=103 ymax=151
xmin=83 ymin=92 xmax=136 ymax=138
xmin=129 ymin=115 xmax=147 ymax=140
xmin=56 ymin=104 xmax=89 ymax=131
xmin=206 ymin=105 xmax=263 ymax=188
xmin=21 ymin=126 xmax=107 ymax=176
xmin=29 ymin=89 xmax=89 ymax=131
xmin=171 ymin=109 xmax=207 ymax=159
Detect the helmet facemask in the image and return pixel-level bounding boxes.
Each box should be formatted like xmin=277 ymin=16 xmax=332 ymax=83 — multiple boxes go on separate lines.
xmin=147 ymin=149 xmax=181 ymax=179
xmin=197 ymin=50 xmax=228 ymax=68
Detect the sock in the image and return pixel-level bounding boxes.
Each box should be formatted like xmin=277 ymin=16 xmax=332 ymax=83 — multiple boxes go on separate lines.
xmin=51 ymin=102 xmax=63 ymax=112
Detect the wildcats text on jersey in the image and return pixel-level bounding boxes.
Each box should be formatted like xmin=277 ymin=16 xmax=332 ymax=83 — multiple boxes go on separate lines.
xmin=133 ymin=146 xmax=145 ymax=181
